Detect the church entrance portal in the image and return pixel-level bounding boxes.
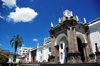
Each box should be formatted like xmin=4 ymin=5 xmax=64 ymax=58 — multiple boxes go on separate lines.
xmin=77 ymin=38 xmax=85 ymax=62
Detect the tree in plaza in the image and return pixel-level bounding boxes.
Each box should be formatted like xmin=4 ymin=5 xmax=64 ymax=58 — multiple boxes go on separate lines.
xmin=0 ymin=53 xmax=9 ymax=64
xmin=10 ymin=35 xmax=24 ymax=53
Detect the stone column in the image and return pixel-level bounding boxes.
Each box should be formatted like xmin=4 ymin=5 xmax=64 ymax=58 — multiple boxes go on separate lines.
xmin=82 ymin=43 xmax=89 ymax=62
xmin=85 ymin=32 xmax=95 ymax=62
xmin=95 ymin=43 xmax=100 ymax=63
xmin=67 ymin=27 xmax=76 ymax=63
xmin=67 ymin=27 xmax=74 ymax=52
xmin=51 ymin=35 xmax=56 ymax=56
xmin=67 ymin=26 xmax=82 ymax=63
xmin=48 ymin=36 xmax=56 ymax=63
xmin=54 ymin=45 xmax=60 ymax=63
xmin=73 ymin=27 xmax=78 ymax=52
xmin=73 ymin=27 xmax=82 ymax=63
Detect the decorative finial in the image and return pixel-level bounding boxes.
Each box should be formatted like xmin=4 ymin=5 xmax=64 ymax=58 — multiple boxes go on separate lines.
xmin=95 ymin=43 xmax=99 ymax=52
xmin=84 ymin=18 xmax=87 ymax=23
xmin=37 ymin=43 xmax=39 ymax=47
xmin=58 ymin=18 xmax=61 ymax=23
xmin=44 ymin=38 xmax=47 ymax=45
xmin=71 ymin=11 xmax=73 ymax=16
xmin=51 ymin=22 xmax=53 ymax=27
xmin=76 ymin=15 xmax=79 ymax=21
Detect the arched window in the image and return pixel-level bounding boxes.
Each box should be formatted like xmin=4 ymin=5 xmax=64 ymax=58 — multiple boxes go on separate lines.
xmin=49 ymin=47 xmax=51 ymax=52
xmin=61 ymin=52 xmax=63 ymax=59
xmin=61 ymin=44 xmax=63 ymax=49
xmin=41 ymin=50 xmax=42 ymax=54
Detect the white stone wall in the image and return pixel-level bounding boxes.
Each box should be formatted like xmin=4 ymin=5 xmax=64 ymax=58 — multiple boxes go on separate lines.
xmin=16 ymin=56 xmax=19 ymax=62
xmin=18 ymin=47 xmax=32 ymax=55
xmin=36 ymin=42 xmax=51 ymax=62
xmin=8 ymin=55 xmax=19 ymax=63
xmin=8 ymin=55 xmax=13 ymax=62
xmin=29 ymin=51 xmax=31 ymax=62
xmin=89 ymin=19 xmax=100 ymax=53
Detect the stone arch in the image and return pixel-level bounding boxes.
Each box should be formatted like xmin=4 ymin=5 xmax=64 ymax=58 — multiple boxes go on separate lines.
xmin=55 ymin=33 xmax=68 ymax=46
xmin=55 ymin=33 xmax=68 ymax=64
xmin=76 ymin=32 xmax=87 ymax=43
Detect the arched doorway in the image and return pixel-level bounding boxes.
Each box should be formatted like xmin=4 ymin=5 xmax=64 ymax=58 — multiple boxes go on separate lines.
xmin=55 ymin=33 xmax=68 ymax=64
xmin=77 ymin=38 xmax=85 ymax=62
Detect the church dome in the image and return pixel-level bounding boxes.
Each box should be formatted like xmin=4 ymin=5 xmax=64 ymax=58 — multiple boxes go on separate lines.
xmin=60 ymin=16 xmax=66 ymax=23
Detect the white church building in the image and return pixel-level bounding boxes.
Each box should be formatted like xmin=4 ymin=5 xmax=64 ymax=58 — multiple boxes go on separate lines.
xmin=19 ymin=10 xmax=100 ymax=64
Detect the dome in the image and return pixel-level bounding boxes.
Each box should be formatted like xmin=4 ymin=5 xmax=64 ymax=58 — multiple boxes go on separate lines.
xmin=60 ymin=16 xmax=66 ymax=23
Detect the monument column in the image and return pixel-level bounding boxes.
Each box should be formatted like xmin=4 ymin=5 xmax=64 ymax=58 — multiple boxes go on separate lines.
xmin=73 ymin=27 xmax=82 ymax=63
xmin=51 ymin=35 xmax=56 ymax=56
xmin=54 ymin=45 xmax=59 ymax=63
xmin=85 ymin=25 xmax=95 ymax=62
xmin=67 ymin=26 xmax=76 ymax=63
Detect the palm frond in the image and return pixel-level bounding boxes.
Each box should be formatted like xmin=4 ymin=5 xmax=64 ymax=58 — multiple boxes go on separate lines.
xmin=10 ymin=35 xmax=24 ymax=53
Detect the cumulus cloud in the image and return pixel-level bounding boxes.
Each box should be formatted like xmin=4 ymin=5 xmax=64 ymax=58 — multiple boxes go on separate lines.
xmin=0 ymin=44 xmax=3 ymax=46
xmin=33 ymin=39 xmax=38 ymax=41
xmin=7 ymin=7 xmax=38 ymax=22
xmin=1 ymin=0 xmax=17 ymax=9
xmin=0 ymin=15 xmax=5 ymax=19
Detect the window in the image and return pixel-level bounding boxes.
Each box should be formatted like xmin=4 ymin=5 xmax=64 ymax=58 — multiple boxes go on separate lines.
xmin=98 ymin=27 xmax=100 ymax=34
xmin=40 ymin=56 xmax=42 ymax=61
xmin=49 ymin=47 xmax=51 ymax=52
xmin=61 ymin=44 xmax=63 ymax=49
xmin=27 ymin=58 xmax=29 ymax=60
xmin=41 ymin=50 xmax=42 ymax=54
xmin=13 ymin=55 xmax=16 ymax=62
xmin=28 ymin=49 xmax=30 ymax=51
xmin=61 ymin=52 xmax=63 ymax=59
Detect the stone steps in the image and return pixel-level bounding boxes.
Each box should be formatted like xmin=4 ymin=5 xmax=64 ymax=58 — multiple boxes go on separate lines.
xmin=39 ymin=63 xmax=100 ymax=66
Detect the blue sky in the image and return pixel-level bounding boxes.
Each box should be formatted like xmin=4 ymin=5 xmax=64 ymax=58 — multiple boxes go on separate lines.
xmin=0 ymin=0 xmax=100 ymax=53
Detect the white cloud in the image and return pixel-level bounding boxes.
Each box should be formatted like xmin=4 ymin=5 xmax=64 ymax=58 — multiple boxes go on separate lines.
xmin=1 ymin=0 xmax=17 ymax=9
xmin=22 ymin=44 xmax=24 ymax=46
xmin=0 ymin=15 xmax=5 ymax=19
xmin=7 ymin=7 xmax=38 ymax=22
xmin=0 ymin=44 xmax=3 ymax=46
xmin=33 ymin=39 xmax=38 ymax=41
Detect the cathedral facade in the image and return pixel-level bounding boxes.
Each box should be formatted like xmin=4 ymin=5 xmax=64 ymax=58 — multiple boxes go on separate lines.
xmin=27 ymin=10 xmax=100 ymax=64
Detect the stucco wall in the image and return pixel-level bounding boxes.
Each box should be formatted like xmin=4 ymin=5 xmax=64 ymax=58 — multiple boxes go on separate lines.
xmin=8 ymin=55 xmax=19 ymax=63
xmin=36 ymin=42 xmax=51 ymax=62
xmin=8 ymin=55 xmax=13 ymax=62
xmin=89 ymin=19 xmax=100 ymax=53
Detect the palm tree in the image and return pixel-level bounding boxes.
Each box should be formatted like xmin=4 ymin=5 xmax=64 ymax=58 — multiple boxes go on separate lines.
xmin=10 ymin=35 xmax=24 ymax=53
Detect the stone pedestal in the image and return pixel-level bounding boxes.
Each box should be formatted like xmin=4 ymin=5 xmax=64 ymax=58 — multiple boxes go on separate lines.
xmin=74 ymin=52 xmax=82 ymax=63
xmin=67 ymin=52 xmax=76 ymax=63
xmin=95 ymin=43 xmax=100 ymax=63
xmin=48 ymin=55 xmax=55 ymax=63
xmin=67 ymin=52 xmax=82 ymax=63
xmin=89 ymin=53 xmax=95 ymax=62
xmin=95 ymin=51 xmax=100 ymax=63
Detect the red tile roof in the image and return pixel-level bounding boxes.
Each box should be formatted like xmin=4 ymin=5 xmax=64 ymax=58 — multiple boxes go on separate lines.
xmin=0 ymin=48 xmax=20 ymax=56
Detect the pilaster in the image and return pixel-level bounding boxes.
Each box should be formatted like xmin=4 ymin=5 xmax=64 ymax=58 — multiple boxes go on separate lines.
xmin=54 ymin=45 xmax=60 ymax=63
xmin=67 ymin=26 xmax=82 ymax=63
xmin=95 ymin=43 xmax=100 ymax=63
xmin=85 ymin=32 xmax=95 ymax=62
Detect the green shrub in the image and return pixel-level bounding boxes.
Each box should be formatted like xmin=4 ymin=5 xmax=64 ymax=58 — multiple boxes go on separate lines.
xmin=0 ymin=53 xmax=9 ymax=64
xmin=19 ymin=60 xmax=23 ymax=64
xmin=18 ymin=60 xmax=23 ymax=66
